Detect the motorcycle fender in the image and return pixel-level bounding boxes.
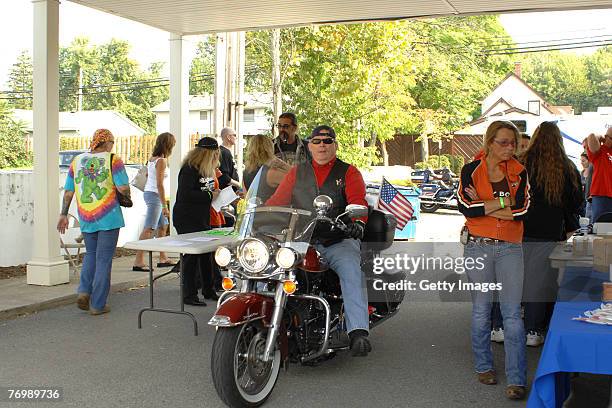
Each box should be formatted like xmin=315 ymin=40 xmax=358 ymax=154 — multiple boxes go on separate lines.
xmin=209 ymin=293 xmax=274 ymax=327
xmin=209 ymin=293 xmax=289 ymax=361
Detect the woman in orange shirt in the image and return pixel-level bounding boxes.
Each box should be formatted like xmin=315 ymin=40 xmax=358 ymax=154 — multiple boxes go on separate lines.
xmin=457 ymin=120 xmax=530 ymax=400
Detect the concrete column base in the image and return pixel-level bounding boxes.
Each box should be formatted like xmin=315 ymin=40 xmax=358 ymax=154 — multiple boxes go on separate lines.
xmin=27 ymin=259 xmax=69 ymax=286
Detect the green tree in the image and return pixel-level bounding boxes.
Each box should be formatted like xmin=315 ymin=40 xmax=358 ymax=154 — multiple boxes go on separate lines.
xmin=6 ymin=51 xmax=33 ymax=109
xmin=5 ymin=38 xmax=168 ymax=133
xmin=190 ymin=36 xmax=216 ymax=95
xmin=519 ymin=51 xmax=591 ymax=113
xmin=268 ymin=16 xmax=512 ymax=166
xmin=0 ymin=101 xmax=30 ymax=168
xmin=585 ymin=46 xmax=612 ymax=111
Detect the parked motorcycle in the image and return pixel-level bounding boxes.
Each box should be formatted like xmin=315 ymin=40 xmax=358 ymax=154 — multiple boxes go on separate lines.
xmin=418 ymin=180 xmax=459 ymax=213
xmin=208 ymin=171 xmax=403 ymax=407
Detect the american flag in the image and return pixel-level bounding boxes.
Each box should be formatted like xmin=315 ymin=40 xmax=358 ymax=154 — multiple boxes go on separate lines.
xmin=377 ymin=178 xmax=414 ymax=230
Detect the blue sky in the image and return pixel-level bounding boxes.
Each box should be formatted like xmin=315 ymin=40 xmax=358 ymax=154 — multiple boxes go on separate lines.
xmin=0 ymin=1 xmax=610 ymax=88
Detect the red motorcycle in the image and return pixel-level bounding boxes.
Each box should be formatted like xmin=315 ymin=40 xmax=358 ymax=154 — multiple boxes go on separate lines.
xmin=209 ymin=175 xmax=403 ymax=407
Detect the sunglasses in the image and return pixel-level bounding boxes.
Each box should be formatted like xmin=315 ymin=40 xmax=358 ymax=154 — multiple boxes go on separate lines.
xmin=310 ymin=137 xmax=334 ymax=145
xmin=493 ymin=139 xmax=516 ymax=148
xmin=276 ymin=124 xmax=293 ymax=129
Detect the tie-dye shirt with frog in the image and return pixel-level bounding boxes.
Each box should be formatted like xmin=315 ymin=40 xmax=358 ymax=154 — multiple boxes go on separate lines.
xmin=64 ymin=152 xmax=129 ymax=233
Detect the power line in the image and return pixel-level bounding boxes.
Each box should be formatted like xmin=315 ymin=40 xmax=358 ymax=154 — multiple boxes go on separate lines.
xmin=482 ymin=39 xmax=612 ymax=53
xmin=484 ymin=42 xmax=612 ymax=55
xmin=0 ymin=76 xmax=217 ymax=100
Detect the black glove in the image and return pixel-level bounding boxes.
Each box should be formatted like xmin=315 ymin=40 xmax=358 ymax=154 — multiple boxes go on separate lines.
xmin=346 ymin=220 xmax=365 ymax=240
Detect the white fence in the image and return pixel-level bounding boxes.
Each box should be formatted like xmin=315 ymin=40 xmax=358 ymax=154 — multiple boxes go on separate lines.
xmin=0 ymin=169 xmax=146 ymax=267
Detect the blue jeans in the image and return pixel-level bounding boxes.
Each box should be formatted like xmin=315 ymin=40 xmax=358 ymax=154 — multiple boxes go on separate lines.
xmin=464 ymin=241 xmax=526 ymax=386
xmin=316 ymin=239 xmax=369 ymax=333
xmin=143 ymin=191 xmax=168 ymax=230
xmin=591 ymin=196 xmax=612 ymax=224
xmin=586 ymin=200 xmax=593 ymax=223
xmin=78 ymin=229 xmax=120 ymax=310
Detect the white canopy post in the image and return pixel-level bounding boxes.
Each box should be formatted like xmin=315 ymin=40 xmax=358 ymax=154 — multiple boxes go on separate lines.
xmin=168 ymin=33 xmax=190 ymax=234
xmin=27 ymin=0 xmax=69 ymax=285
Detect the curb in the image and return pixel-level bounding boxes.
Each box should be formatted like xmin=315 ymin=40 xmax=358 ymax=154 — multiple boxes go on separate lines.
xmin=0 ymin=273 xmax=177 ymax=321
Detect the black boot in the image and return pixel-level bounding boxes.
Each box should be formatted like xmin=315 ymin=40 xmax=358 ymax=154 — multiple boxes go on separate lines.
xmin=202 ymin=288 xmax=220 ymax=301
xmin=183 ymin=296 xmax=206 ymax=306
xmin=349 ymin=329 xmax=371 ymax=357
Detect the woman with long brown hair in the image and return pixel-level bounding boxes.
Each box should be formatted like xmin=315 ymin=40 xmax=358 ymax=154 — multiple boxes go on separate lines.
xmin=133 ymin=132 xmax=176 ymax=271
xmin=458 ymin=120 xmax=530 ymax=400
xmin=518 ymin=121 xmax=584 ymax=346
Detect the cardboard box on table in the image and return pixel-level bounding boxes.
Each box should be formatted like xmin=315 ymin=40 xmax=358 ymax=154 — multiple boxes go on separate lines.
xmin=593 ymin=234 xmax=612 ymax=302
xmin=593 ymin=235 xmax=612 ymax=273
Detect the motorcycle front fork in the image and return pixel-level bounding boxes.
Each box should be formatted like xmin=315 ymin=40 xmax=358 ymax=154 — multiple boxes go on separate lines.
xmin=262 ymin=282 xmax=287 ymax=362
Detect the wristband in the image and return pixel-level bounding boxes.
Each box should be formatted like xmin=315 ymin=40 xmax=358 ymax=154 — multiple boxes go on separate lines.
xmin=499 ymin=196 xmax=505 ymax=209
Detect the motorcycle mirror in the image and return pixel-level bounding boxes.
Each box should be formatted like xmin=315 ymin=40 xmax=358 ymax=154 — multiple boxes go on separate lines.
xmin=345 ymin=204 xmax=368 ymax=218
xmin=313 ymin=195 xmax=333 ymax=214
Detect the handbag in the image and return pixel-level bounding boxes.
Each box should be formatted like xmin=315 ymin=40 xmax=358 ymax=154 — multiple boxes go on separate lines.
xmin=131 ymin=163 xmax=148 ymax=191
xmin=110 ymin=154 xmax=133 ymax=207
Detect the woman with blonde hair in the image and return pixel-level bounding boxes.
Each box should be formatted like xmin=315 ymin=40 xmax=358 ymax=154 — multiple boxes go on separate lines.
xmin=457 ymin=120 xmax=530 ymax=400
xmin=173 ymin=137 xmax=220 ymax=306
xmin=519 ymin=121 xmax=583 ymax=346
xmin=243 ymin=134 xmax=291 ymax=200
xmin=133 ymin=132 xmax=176 ymax=271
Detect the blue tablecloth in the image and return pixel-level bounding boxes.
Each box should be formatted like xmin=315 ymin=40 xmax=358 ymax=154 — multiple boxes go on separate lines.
xmin=527 ymin=267 xmax=612 ymax=408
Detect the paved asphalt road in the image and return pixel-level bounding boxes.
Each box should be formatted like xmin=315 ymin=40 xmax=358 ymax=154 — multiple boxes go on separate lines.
xmin=0 ymin=277 xmax=542 ymax=408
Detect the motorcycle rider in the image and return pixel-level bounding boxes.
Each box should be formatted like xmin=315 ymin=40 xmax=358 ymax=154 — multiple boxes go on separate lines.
xmin=266 ymin=125 xmax=372 ymax=356
xmin=273 ymin=112 xmax=311 ymax=166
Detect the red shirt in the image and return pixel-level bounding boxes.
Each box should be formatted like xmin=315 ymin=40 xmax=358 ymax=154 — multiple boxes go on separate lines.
xmin=587 ymin=144 xmax=612 ymax=198
xmin=266 ymin=158 xmax=368 ymax=222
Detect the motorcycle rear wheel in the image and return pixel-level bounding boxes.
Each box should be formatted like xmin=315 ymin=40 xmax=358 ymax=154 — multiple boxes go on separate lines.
xmin=420 ymin=203 xmax=439 ymax=213
xmin=211 ymin=322 xmax=281 ymax=408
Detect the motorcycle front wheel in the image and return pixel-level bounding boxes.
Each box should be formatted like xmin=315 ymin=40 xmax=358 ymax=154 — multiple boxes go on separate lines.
xmin=211 ymin=322 xmax=281 ymax=408
xmin=420 ymin=203 xmax=439 ymax=213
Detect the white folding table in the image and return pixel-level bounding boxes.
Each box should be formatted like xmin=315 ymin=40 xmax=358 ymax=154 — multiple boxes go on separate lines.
xmin=123 ymin=230 xmax=237 ymax=335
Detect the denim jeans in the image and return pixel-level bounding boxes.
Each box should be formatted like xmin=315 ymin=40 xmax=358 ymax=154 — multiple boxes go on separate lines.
xmin=78 ymin=229 xmax=120 ymax=310
xmin=143 ymin=191 xmax=168 ymax=230
xmin=591 ymin=196 xmax=612 ymax=224
xmin=464 ymin=241 xmax=526 ymax=386
xmin=316 ymin=239 xmax=369 ymax=333
xmin=522 ymin=238 xmax=558 ymax=333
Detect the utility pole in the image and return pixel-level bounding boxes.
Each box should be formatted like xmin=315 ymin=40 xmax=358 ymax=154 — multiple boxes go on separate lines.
xmin=213 ymin=33 xmax=227 ymax=137
xmin=76 ymin=66 xmax=83 ymax=111
xmin=271 ymin=29 xmax=282 ymax=136
xmin=235 ymin=31 xmax=246 ymax=180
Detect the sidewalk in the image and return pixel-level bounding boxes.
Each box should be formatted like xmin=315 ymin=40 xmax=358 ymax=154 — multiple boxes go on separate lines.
xmin=0 ymin=255 xmax=178 ymax=320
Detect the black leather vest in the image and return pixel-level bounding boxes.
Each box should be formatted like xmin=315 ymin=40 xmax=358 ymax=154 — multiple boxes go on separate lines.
xmin=292 ymin=159 xmax=349 ymax=245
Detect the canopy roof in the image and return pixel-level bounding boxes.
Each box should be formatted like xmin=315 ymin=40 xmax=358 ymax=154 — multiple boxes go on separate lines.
xmin=69 ymin=0 xmax=611 ymax=34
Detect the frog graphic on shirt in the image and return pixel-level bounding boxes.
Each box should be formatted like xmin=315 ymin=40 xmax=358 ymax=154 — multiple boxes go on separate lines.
xmin=75 ymin=157 xmax=110 ymax=203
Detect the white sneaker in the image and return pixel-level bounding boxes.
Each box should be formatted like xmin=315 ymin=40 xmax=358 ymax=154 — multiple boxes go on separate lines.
xmin=490 ymin=328 xmax=504 ymax=343
xmin=526 ymin=331 xmax=544 ymax=347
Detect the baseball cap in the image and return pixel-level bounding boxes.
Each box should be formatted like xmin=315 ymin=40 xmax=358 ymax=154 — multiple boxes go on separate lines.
xmin=195 ymin=137 xmax=219 ymax=149
xmin=310 ymin=125 xmax=336 ymax=139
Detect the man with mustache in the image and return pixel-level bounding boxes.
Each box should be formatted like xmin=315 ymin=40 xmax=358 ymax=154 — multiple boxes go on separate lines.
xmin=273 ymin=112 xmax=310 ymax=166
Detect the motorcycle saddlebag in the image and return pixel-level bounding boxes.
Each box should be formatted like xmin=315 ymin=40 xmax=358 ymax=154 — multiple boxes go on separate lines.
xmin=362 ymin=208 xmax=396 ymax=251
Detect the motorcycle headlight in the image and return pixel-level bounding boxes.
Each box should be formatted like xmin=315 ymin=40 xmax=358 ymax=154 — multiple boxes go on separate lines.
xmin=237 ymin=238 xmax=269 ymax=273
xmin=215 ymin=246 xmax=232 ymax=267
xmin=276 ymin=247 xmax=297 ymax=269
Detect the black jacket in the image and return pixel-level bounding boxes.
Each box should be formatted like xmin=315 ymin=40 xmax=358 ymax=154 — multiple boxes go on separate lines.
xmin=173 ymin=165 xmax=213 ymax=232
xmin=218 ymin=145 xmax=238 ymax=189
xmin=523 ymin=164 xmax=584 ymax=241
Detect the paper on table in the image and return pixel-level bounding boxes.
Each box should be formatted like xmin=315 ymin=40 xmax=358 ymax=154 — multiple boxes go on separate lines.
xmin=212 ymin=186 xmax=239 ymax=212
xmin=188 ymin=236 xmax=219 ymax=242
xmin=161 ymin=240 xmax=192 ymax=247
